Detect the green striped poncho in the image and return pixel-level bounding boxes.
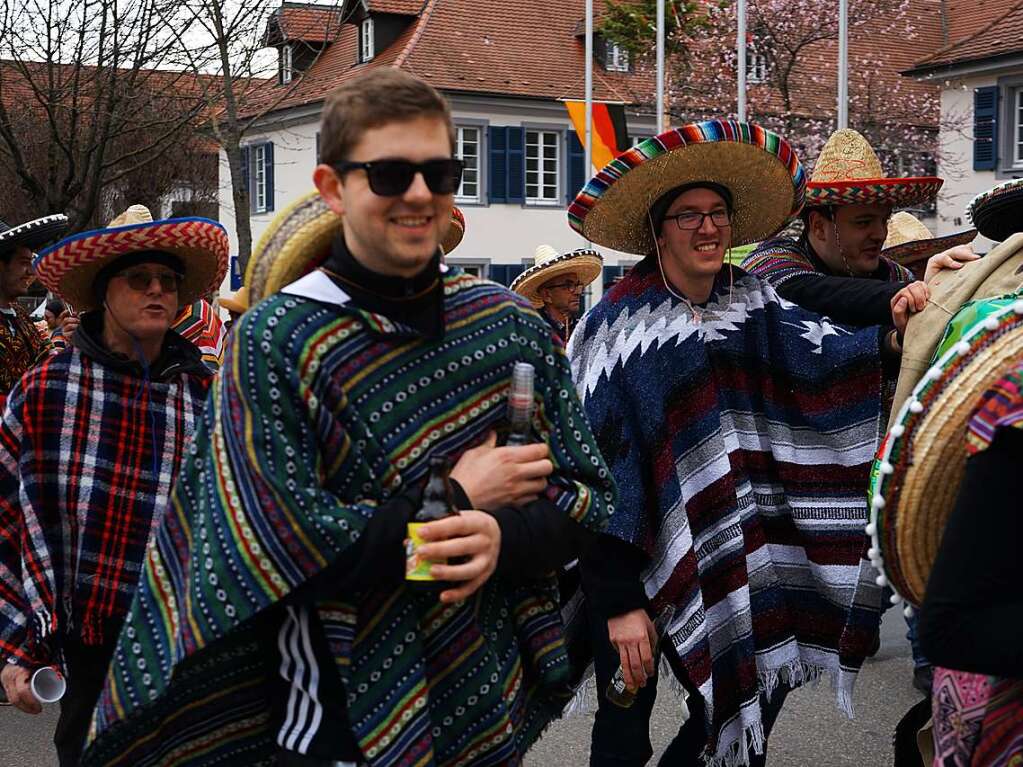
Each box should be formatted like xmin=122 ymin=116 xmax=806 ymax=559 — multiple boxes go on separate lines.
xmin=83 ymin=268 xmax=613 ymax=767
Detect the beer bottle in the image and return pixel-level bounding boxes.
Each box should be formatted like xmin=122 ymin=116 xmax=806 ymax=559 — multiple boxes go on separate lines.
xmin=405 ymin=455 xmax=458 ymax=591
xmin=505 ymin=362 xmax=536 ymax=446
xmin=606 ymin=605 xmax=676 ymax=708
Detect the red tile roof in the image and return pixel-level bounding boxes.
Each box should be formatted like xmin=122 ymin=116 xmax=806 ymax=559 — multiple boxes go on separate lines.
xmin=368 ymin=0 xmax=425 ymax=13
xmin=265 ymin=4 xmax=346 ymax=45
xmin=909 ymin=0 xmax=1023 ymax=72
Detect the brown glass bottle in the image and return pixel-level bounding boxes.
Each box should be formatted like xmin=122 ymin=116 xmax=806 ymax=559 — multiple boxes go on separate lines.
xmin=606 ymin=605 xmax=677 ymax=708
xmin=405 ymin=455 xmax=458 ymax=591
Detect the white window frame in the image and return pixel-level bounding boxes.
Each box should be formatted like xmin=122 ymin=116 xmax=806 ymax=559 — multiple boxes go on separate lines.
xmin=605 ymin=43 xmax=629 ymax=72
xmin=747 ymin=51 xmax=768 ymax=83
xmin=525 ymin=129 xmax=560 ymax=205
xmin=1014 ymin=87 xmax=1023 ymax=166
xmin=360 ymin=17 xmax=374 ymax=62
xmin=455 ymin=126 xmax=481 ymax=203
xmin=253 ymin=144 xmax=268 ymax=213
xmin=281 ymin=44 xmax=293 ymax=84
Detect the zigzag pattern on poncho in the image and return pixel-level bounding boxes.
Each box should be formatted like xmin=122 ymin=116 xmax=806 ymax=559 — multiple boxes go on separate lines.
xmin=568 ymin=260 xmax=884 ymax=767
xmin=84 ymin=270 xmax=613 ymax=767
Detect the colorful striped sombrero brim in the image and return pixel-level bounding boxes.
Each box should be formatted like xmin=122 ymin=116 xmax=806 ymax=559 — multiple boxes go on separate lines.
xmin=34 ymin=218 xmax=229 ymax=311
xmin=568 ymin=120 xmax=806 ymax=256
xmin=806 ymin=177 xmax=943 ymax=209
xmin=867 ymin=298 xmax=1023 ymax=608
xmin=882 ymin=228 xmax=977 ymax=267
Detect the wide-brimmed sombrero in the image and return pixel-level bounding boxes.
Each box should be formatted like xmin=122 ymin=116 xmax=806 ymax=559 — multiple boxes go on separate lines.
xmin=806 ymin=129 xmax=942 ymax=209
xmin=442 ymin=207 xmax=465 ymax=255
xmin=967 ymin=178 xmax=1023 ymax=242
xmin=882 ymin=212 xmax=975 ymax=268
xmin=34 ymin=204 xmax=229 ymax=311
xmin=0 ymin=214 xmax=69 ymax=255
xmin=510 ymin=244 xmax=603 ymax=308
xmin=568 ymin=120 xmax=805 ymax=255
xmin=247 ymin=193 xmax=468 ymax=302
xmin=867 ymin=297 xmax=1023 ymax=608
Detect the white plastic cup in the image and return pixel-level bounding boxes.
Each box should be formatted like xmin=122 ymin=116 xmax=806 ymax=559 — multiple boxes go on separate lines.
xmin=30 ymin=666 xmax=66 ymax=704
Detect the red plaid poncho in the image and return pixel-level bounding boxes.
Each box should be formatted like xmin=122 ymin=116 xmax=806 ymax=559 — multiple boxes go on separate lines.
xmin=0 ymin=340 xmax=210 ymax=666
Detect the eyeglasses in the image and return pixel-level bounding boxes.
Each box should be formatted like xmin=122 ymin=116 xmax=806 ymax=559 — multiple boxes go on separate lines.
xmin=543 ymin=280 xmax=585 ymax=292
xmin=116 ymin=268 xmax=182 ymax=293
xmin=334 ymin=158 xmax=465 ymax=196
xmin=664 ymin=210 xmax=732 ymax=231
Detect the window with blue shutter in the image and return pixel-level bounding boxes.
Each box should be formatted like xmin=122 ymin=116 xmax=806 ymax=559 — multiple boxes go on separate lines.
xmin=240 ymin=145 xmax=250 ymax=205
xmin=487 ymin=126 xmax=525 ymax=203
xmin=567 ymin=131 xmax=586 ymax=203
xmin=974 ymin=86 xmax=999 ymax=171
xmin=230 ymin=255 xmax=243 ymax=290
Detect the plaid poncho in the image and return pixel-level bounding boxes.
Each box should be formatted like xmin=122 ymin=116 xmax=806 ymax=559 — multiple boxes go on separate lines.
xmin=84 ymin=269 xmax=613 ymax=767
xmin=568 ymin=260 xmax=884 ymax=767
xmin=0 ymin=340 xmax=210 ymax=666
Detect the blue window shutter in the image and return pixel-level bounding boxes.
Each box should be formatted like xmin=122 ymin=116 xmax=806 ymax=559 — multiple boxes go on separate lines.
xmin=507 ymin=127 xmax=525 ymax=203
xmin=488 ymin=264 xmax=525 ymax=287
xmin=488 ymin=126 xmax=508 ymax=203
xmin=264 ymin=142 xmax=275 ymax=212
xmin=973 ymin=86 xmax=999 ymax=171
xmin=567 ymin=131 xmax=586 ymax=203
xmin=230 ymin=256 xmax=243 ymax=290
xmin=240 ymin=145 xmax=250 ymax=208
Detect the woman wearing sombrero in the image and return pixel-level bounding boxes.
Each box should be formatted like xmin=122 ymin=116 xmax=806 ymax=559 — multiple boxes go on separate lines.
xmin=0 ymin=207 xmax=227 ymax=765
xmin=567 ymin=121 xmax=892 ymax=766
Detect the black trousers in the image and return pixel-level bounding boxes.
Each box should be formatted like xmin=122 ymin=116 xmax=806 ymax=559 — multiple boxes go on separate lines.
xmin=587 ymin=605 xmax=789 ymax=767
xmin=53 ymin=638 xmax=118 ymax=767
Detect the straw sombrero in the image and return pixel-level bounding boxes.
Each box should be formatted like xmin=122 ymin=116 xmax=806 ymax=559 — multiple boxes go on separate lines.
xmin=34 ymin=205 xmax=229 ymax=311
xmin=247 ymin=193 xmax=468 ymax=302
xmin=0 ymin=214 xmax=68 ymax=255
xmin=967 ymin=178 xmax=1023 ymax=242
xmin=220 ymin=286 xmax=249 ymax=315
xmin=867 ymin=297 xmax=1023 ymax=608
xmin=806 ymin=129 xmax=942 ymax=209
xmin=881 ymin=212 xmax=976 ymax=268
xmin=568 ymin=120 xmax=805 ymax=255
xmin=510 ymin=245 xmax=603 ymax=308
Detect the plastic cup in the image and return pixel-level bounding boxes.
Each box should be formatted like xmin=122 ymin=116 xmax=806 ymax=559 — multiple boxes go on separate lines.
xmin=30 ymin=666 xmax=66 ymax=704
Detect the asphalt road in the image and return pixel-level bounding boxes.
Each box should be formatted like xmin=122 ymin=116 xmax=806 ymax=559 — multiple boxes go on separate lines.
xmin=0 ymin=609 xmax=919 ymax=767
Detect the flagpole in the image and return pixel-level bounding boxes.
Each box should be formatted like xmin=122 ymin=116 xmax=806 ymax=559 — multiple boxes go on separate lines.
xmin=584 ymin=0 xmax=594 ymax=176
xmin=737 ymin=0 xmax=747 ymax=121
xmin=656 ymin=0 xmax=665 ymax=132
xmin=838 ymin=0 xmax=848 ymax=129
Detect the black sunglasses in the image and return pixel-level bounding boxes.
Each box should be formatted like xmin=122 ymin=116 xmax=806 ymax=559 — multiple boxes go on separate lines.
xmin=334 ymin=158 xmax=465 ymax=196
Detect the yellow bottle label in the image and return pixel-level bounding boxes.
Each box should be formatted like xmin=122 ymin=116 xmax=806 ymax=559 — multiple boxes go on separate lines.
xmin=405 ymin=523 xmax=441 ymax=581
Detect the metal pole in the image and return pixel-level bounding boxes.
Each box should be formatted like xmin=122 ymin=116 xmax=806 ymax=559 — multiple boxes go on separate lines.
xmin=585 ymin=0 xmax=593 ymax=172
xmin=656 ymin=0 xmax=665 ymax=132
xmin=838 ymin=0 xmax=848 ymax=129
xmin=737 ymin=0 xmax=747 ymax=121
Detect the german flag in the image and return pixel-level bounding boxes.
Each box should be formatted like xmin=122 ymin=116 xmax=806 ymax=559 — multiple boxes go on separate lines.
xmin=564 ymin=101 xmax=630 ymax=170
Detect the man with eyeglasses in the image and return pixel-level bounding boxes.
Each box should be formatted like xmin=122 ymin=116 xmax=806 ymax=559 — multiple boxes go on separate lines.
xmin=82 ymin=67 xmax=612 ymax=767
xmin=511 ymin=244 xmax=602 ymax=344
xmin=0 ymin=206 xmax=228 ymax=765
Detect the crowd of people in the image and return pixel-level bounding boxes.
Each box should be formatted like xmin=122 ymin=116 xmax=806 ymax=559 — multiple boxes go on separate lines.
xmin=0 ymin=66 xmax=1020 ymax=767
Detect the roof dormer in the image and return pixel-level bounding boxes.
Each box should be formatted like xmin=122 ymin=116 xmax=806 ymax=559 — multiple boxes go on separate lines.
xmin=263 ymin=3 xmax=344 ymax=84
xmin=341 ymin=0 xmax=422 ymax=64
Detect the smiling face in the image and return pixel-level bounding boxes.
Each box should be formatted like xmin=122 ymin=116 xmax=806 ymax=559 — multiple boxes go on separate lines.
xmin=0 ymin=246 xmax=36 ymax=302
xmin=656 ymin=187 xmax=733 ymax=288
xmin=102 ymin=261 xmax=181 ymax=343
xmin=314 ymin=115 xmax=455 ymax=278
xmin=809 ymin=204 xmax=892 ymax=276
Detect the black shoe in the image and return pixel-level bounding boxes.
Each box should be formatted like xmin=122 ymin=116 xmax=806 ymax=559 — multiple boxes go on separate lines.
xmin=912 ymin=665 xmax=933 ymax=696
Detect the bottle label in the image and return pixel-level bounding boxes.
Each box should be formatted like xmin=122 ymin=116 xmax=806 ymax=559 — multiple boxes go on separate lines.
xmin=405 ymin=523 xmax=435 ymax=581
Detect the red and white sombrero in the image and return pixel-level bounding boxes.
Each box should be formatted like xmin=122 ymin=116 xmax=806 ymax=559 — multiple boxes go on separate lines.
xmin=34 ymin=205 xmax=229 ymax=311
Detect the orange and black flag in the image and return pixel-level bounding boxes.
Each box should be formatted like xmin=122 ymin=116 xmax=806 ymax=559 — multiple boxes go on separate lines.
xmin=564 ymin=101 xmax=630 ymax=170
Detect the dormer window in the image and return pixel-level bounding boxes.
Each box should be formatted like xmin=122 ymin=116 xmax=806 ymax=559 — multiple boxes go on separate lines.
xmin=605 ymin=42 xmax=629 ymax=72
xmin=360 ymin=17 xmax=375 ymax=62
xmin=747 ymin=50 xmax=768 ymax=83
xmin=281 ymin=44 xmax=294 ymax=84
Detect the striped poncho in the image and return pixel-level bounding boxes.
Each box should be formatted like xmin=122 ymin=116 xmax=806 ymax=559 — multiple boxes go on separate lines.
xmin=171 ymin=299 xmax=225 ymax=372
xmin=568 ymin=260 xmax=885 ymax=767
xmin=742 ymin=234 xmax=913 ymax=286
xmin=84 ymin=269 xmax=613 ymax=767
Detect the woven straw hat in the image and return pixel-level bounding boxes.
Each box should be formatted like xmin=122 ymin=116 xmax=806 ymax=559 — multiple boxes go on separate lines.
xmin=0 ymin=214 xmax=68 ymax=256
xmin=882 ymin=212 xmax=976 ymax=268
xmin=510 ymin=245 xmax=603 ymax=308
xmin=967 ymin=178 xmax=1023 ymax=242
xmin=568 ymin=120 xmax=805 ymax=255
xmin=219 ymin=286 xmax=249 ymax=315
xmin=807 ymin=129 xmax=942 ymax=208
xmin=867 ymin=298 xmax=1023 ymax=608
xmin=246 ymin=192 xmax=467 ymax=302
xmin=34 ymin=205 xmax=229 ymax=311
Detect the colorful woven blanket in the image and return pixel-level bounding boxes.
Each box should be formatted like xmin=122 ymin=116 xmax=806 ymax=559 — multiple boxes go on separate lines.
xmin=84 ymin=270 xmax=612 ymax=767
xmin=742 ymin=235 xmax=913 ymax=285
xmin=0 ymin=302 xmax=50 ymax=394
xmin=568 ymin=259 xmax=885 ymax=767
xmin=171 ymin=299 xmax=225 ymax=372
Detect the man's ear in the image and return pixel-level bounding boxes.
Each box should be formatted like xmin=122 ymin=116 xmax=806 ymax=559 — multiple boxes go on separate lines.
xmin=313 ymin=164 xmax=345 ymax=217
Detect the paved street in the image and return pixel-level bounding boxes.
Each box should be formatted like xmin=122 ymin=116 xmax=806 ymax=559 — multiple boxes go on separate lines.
xmin=0 ymin=609 xmax=919 ymax=766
